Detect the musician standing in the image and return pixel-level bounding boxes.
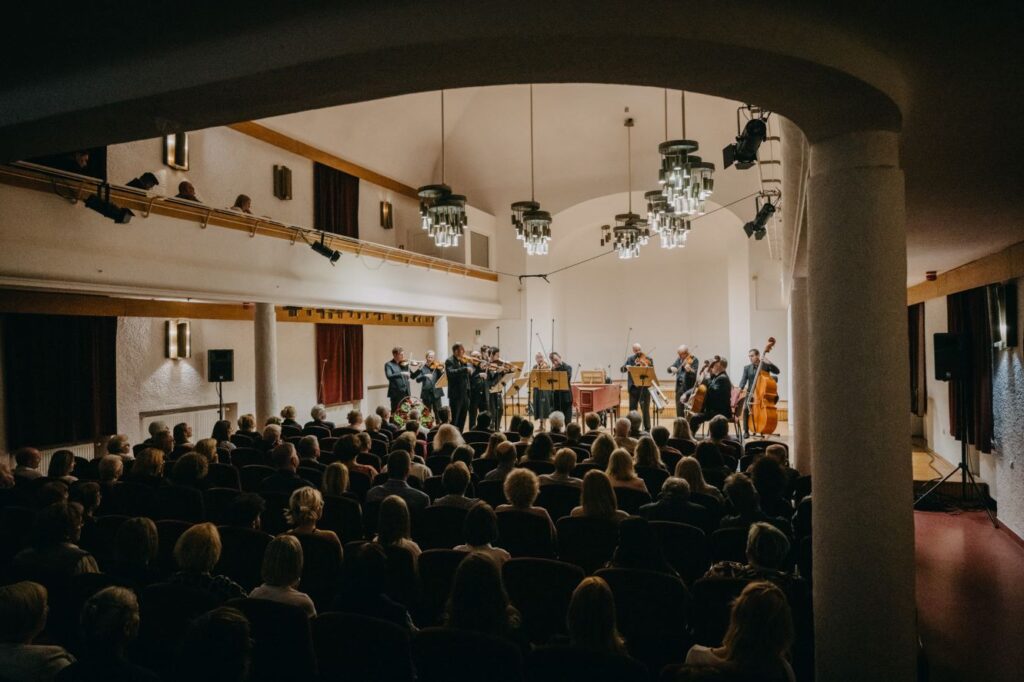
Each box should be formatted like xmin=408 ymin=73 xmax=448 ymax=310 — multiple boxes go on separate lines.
xmin=384 ymin=347 xmax=413 ymax=412
xmin=549 ymin=351 xmax=574 ymax=423
xmin=738 ymin=348 xmax=781 ymax=438
xmin=445 ymin=343 xmax=472 ymax=431
xmin=621 ymin=343 xmax=653 ymax=432
xmin=468 ymin=350 xmax=489 ymax=430
xmin=531 ymin=351 xmax=552 ymax=430
xmin=413 ymin=350 xmax=444 ymax=418
xmin=486 ymin=347 xmax=511 ymax=427
xmin=667 ymin=345 xmax=699 ymax=418
xmin=689 ymin=357 xmax=733 ymax=433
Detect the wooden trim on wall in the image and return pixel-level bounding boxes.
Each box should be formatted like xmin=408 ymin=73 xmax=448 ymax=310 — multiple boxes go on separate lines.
xmin=0 ymin=290 xmax=435 ymax=327
xmin=907 ymin=241 xmax=1024 ymax=305
xmin=0 ymin=163 xmax=497 ymax=283
xmin=228 ymin=121 xmax=420 ymax=199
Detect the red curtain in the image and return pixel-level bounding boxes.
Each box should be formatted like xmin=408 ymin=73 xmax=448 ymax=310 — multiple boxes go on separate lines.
xmin=946 ymin=288 xmax=994 ymax=453
xmin=313 ymin=162 xmax=360 ymax=238
xmin=316 ymin=324 xmax=363 ymax=405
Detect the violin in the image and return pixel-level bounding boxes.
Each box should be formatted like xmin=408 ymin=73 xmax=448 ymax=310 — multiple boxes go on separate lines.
xmin=426 ymin=360 xmax=444 ymax=371
xmin=635 ymin=352 xmax=653 ymax=367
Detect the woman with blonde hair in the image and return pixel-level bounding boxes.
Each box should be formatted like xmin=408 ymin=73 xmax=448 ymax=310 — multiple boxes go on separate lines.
xmin=587 ymin=433 xmax=617 ymax=469
xmin=634 ymin=436 xmax=665 ymax=471
xmin=280 ymin=405 xmax=300 ymax=428
xmin=671 ymin=417 xmax=696 ymax=443
xmin=566 ymin=576 xmax=627 ymax=655
xmin=0 ymin=581 xmax=74 ymax=680
xmin=250 ymin=535 xmax=316 ymax=617
xmin=685 ymin=581 xmax=795 ymax=681
xmin=675 ymin=456 xmax=724 ymax=503
xmin=606 ymin=449 xmax=648 ymax=493
xmin=570 ymin=470 xmax=629 ymax=522
xmin=481 ymin=431 xmax=507 ymax=459
xmin=168 ymin=523 xmax=246 ymax=602
xmin=496 ymin=469 xmax=557 ymax=541
xmin=130 ymin=448 xmax=165 ymax=485
xmin=374 ymin=494 xmax=422 ymax=559
xmin=193 ymin=437 xmax=219 ymax=463
xmin=322 ymin=462 xmax=349 ymax=496
xmin=432 ymin=423 xmax=465 ymax=456
xmin=286 ymin=487 xmax=343 ymax=556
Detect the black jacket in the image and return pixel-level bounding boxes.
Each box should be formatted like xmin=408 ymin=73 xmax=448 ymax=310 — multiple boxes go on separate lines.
xmin=385 ymin=360 xmax=412 ymax=399
xmin=703 ymin=372 xmax=734 ymax=419
xmin=621 ymin=353 xmax=654 ymax=390
xmin=739 ymin=360 xmax=780 ymax=393
xmin=668 ymin=354 xmax=699 ymax=391
xmin=445 ymin=355 xmax=472 ymax=394
xmin=414 ymin=365 xmax=445 ymax=402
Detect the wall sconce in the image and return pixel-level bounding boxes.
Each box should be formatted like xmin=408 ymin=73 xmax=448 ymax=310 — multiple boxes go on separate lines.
xmin=380 ymin=200 xmax=394 ymax=229
xmin=164 ymin=132 xmax=189 ymax=170
xmin=274 ymin=165 xmax=292 ymax=200
xmin=166 ymin=320 xmax=191 ymax=359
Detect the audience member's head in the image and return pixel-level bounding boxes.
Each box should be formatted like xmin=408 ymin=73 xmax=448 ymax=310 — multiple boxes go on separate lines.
xmin=265 ymin=415 xmax=283 ymax=427
xmin=347 ymin=542 xmax=388 ymax=594
xmin=432 ymin=424 xmax=464 ymax=453
xmin=180 ymin=607 xmax=252 ymax=682
xmin=14 ymin=447 xmax=41 ymax=471
xmin=442 ymin=461 xmax=471 ymax=496
xmin=606 ymin=448 xmax=637 ymax=483
xmin=750 ymin=455 xmax=787 ymax=502
xmin=322 ymin=462 xmax=349 ymax=496
xmin=98 ymin=455 xmax=123 ymax=483
xmin=675 ymin=456 xmax=715 ymax=494
xmin=389 ymin=434 xmax=413 ymax=455
xmin=261 ymin=535 xmax=304 ymax=588
xmin=484 ymin=431 xmax=507 ymax=458
xmin=446 ymin=553 xmax=517 ymax=637
xmin=364 ymin=414 xmax=381 ymax=433
xmin=495 ymin=441 xmax=517 ymax=469
xmin=174 ymin=522 xmax=221 ymax=573
xmin=694 ymin=441 xmax=724 ymax=469
xmin=106 ymin=434 xmax=131 ymax=456
xmin=566 ymin=422 xmax=582 ymax=444
xmin=580 ymin=470 xmax=620 ymax=520
xmin=635 ymin=436 xmax=663 ymax=469
xmin=553 ymin=447 xmax=577 ymax=476
xmin=177 ymin=181 xmax=197 ymax=199
xmin=33 ymin=501 xmax=83 ymax=547
xmin=404 ymin=418 xmax=421 ymax=435
xmin=262 ymin=424 xmax=283 ymax=448
xmin=228 ymin=493 xmax=265 ymax=529
xmin=80 ymin=586 xmax=140 ymax=654
xmin=765 ymin=443 xmax=790 ymax=467
xmin=152 ymin=430 xmax=174 ymax=455
xmin=280 ymin=405 xmax=297 ymax=421
xmin=376 ymin=495 xmax=411 ymax=545
xmin=172 ymin=452 xmax=208 ymax=486
xmin=660 ymin=476 xmax=691 ymax=501
xmin=128 ymin=172 xmax=159 ymax=190
xmin=548 ymin=411 xmax=566 ymax=433
xmin=345 ymin=409 xmax=361 ymax=427
xmin=503 ymin=468 xmax=540 ymax=509
xmin=386 ymin=450 xmax=411 ymax=481
xmin=746 ymin=522 xmax=791 ymax=570
xmin=193 ymin=438 xmax=218 ymax=463
xmin=527 ymin=433 xmax=554 ymax=461
xmin=627 ymin=411 xmax=643 ymax=434
xmin=708 ymin=415 xmax=730 ymax=440
xmin=233 ymin=194 xmax=252 ymax=213
xmin=48 ymin=449 xmax=76 ymax=479
xmin=671 ymin=417 xmax=694 ymax=441
xmin=508 ymin=415 xmax=522 ymax=432
xmin=614 ymin=418 xmax=631 ymax=438
xmin=452 ymin=445 xmax=474 ymax=468
xmin=589 ymin=433 xmax=616 ymax=468
xmin=0 ymin=581 xmax=48 ymax=644
xmin=114 ymin=517 xmax=158 ymax=568
xmin=719 ymin=581 xmax=794 ymax=674
xmin=334 ymin=434 xmax=360 ymax=463
xmin=474 ymin=412 xmax=492 ymax=432
xmin=271 ymin=443 xmax=298 ymax=471
xmin=173 ymin=422 xmax=192 ymax=445
xmin=518 ymin=420 xmax=535 ymax=440
xmin=285 ymin=487 xmax=323 ymax=527
xmin=148 ymin=421 xmax=169 ymax=438
xmin=584 ymin=412 xmax=601 ymax=431
xmin=297 ymin=435 xmax=320 ymax=462
xmin=73 ymin=482 xmax=102 ymax=517
xmin=436 ymin=405 xmax=451 ymax=425
xmin=724 ymin=473 xmax=759 ymax=515
xmin=37 ymin=481 xmax=69 ymax=507
xmin=651 ymin=425 xmax=670 ymax=447
xmin=567 ymin=576 xmax=625 ymax=655
xmin=237 ymin=414 xmax=256 ymax=433
xmin=463 ymin=502 xmax=500 ymax=547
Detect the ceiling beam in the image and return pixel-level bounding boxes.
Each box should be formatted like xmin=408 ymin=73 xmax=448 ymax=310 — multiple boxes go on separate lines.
xmin=907 ymin=240 xmax=1024 ymax=305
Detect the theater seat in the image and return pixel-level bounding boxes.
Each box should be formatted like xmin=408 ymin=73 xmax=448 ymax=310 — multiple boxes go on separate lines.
xmin=416 ymin=549 xmax=469 ymax=626
xmin=503 ymin=558 xmax=584 ymax=644
xmin=526 ymin=645 xmax=648 ymax=682
xmin=216 ymin=525 xmax=272 ymax=591
xmin=226 ymin=598 xmax=317 ymax=682
xmin=556 ymin=516 xmax=619 ymax=574
xmin=496 ymin=509 xmax=555 ymax=558
xmin=312 ymin=612 xmax=415 ymax=682
xmin=294 ymin=532 xmax=344 ymax=611
xmin=412 ymin=627 xmax=523 ymax=682
xmin=413 ymin=506 xmax=469 ymax=550
xmin=648 ymin=521 xmax=710 ymax=585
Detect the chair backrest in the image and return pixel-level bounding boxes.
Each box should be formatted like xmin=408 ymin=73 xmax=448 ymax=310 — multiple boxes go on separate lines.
xmin=297 ymin=466 xmax=324 ymax=488
xmin=503 ymin=431 xmax=521 ymax=443
xmin=710 ymin=527 xmax=749 ymax=563
xmin=549 ymin=433 xmax=568 ymax=444
xmin=701 ymin=467 xmax=726 ymax=490
xmin=74 ymin=457 xmax=98 ymax=481
xmin=282 ymin=424 xmax=302 ymax=438
xmin=303 ymin=425 xmax=331 ymax=440
xmin=471 ymin=458 xmax=499 ymax=477
xmin=463 ymin=430 xmax=492 ymax=445
xmin=240 ymin=464 xmax=275 ymax=492
xmin=636 ymin=467 xmax=669 ymax=498
xmin=470 ymin=442 xmax=489 ymax=456
xmin=207 ymin=462 xmax=241 ymax=490
xmin=371 ymin=438 xmax=390 ymax=458
xmin=412 ymin=627 xmax=524 ymax=682
xmin=422 ymin=476 xmax=446 ymax=501
xmin=659 ymin=447 xmax=682 ymax=472
xmin=137 ymin=582 xmax=221 ymax=671
xmin=425 ymin=455 xmax=452 ymax=477
xmin=520 ymin=460 xmax=555 ymax=476
xmin=259 ymin=491 xmax=292 ymax=535
xmin=666 ymin=438 xmax=697 ymax=455
xmin=571 ymin=462 xmax=599 ymax=478
xmin=503 ymin=558 xmax=584 ymax=644
xmin=230 ymin=432 xmax=256 ymax=448
xmin=231 ymin=447 xmax=266 ymax=468
xmin=513 ymin=442 xmax=530 ymax=458
xmin=381 ymin=543 xmax=420 ymax=610
xmin=413 ymin=505 xmax=469 ymax=550
xmin=226 ymin=597 xmax=317 ymax=682
xmin=154 ymin=484 xmax=205 ymax=523
xmin=595 ymin=567 xmax=690 ymax=637
xmin=648 ymin=521 xmax=710 ymax=585
xmin=416 ymin=549 xmax=469 ymax=626
xmin=526 ymin=645 xmax=649 ymax=682
xmin=475 ymin=479 xmax=506 ymax=508
xmin=570 ymin=445 xmax=590 ymax=462
xmin=357 ymin=452 xmax=383 ymax=470
xmin=203 ymin=487 xmax=241 ymax=526
xmin=793 ymin=474 xmax=812 ymax=502
xmin=79 ymin=514 xmax=129 ymax=566
xmin=689 ymin=577 xmax=752 ymax=646
xmin=332 ymin=426 xmax=360 ymax=437
xmin=320 ymin=437 xmax=340 ymax=452
xmin=155 ymin=519 xmax=194 ymax=573
xmin=579 ymin=433 xmax=599 ymax=446
xmin=312 ymin=612 xmax=414 ymax=682
xmin=294 ymin=532 xmax=344 ymax=611
xmin=321 ymin=494 xmax=363 ymax=543
xmin=348 ymin=470 xmax=372 ymax=501
xmin=613 ymin=486 xmax=652 ymax=515
xmin=496 ymin=509 xmax=555 ymax=558
xmin=216 ymin=525 xmax=273 ymax=591
xmin=535 ymin=485 xmax=581 ymax=524
xmin=556 ymin=516 xmax=619 ymax=574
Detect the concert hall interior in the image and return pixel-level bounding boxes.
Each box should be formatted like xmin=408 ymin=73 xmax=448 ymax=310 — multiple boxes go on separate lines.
xmin=0 ymin=3 xmax=1022 ymax=682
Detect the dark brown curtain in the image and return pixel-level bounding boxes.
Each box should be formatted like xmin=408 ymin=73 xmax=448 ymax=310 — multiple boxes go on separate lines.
xmin=316 ymin=324 xmax=363 ymax=405
xmin=908 ymin=303 xmax=927 ymax=416
xmin=2 ymin=313 xmax=116 ymax=449
xmin=313 ymin=162 xmax=359 ymax=238
xmin=946 ymin=288 xmax=994 ymax=453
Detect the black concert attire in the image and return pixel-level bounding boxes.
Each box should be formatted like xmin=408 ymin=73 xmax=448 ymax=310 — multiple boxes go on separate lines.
xmin=468 ymin=364 xmax=489 ymax=431
xmin=689 ymin=370 xmax=734 ymax=433
xmin=621 ymin=353 xmax=654 ymax=431
xmin=487 ymin=366 xmax=512 ymax=427
xmin=551 ymin=361 xmax=574 ymax=422
xmin=738 ymin=359 xmax=780 ymax=435
xmin=531 ymin=364 xmax=553 ymax=420
xmin=413 ymin=364 xmax=444 ymax=418
xmin=445 ymin=355 xmax=472 ymax=431
xmin=384 ymin=359 xmax=412 ymax=412
xmin=668 ymin=354 xmax=699 ymax=416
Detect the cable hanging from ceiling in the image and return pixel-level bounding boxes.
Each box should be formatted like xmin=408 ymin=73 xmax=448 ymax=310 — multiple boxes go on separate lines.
xmin=510 ymin=84 xmax=552 ymax=256
xmin=417 ymin=90 xmax=468 ymax=248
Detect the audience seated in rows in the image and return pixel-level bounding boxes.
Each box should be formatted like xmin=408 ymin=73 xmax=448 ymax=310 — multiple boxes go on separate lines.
xmin=331 ymin=542 xmax=415 ymax=629
xmin=613 ymin=418 xmax=638 ymax=454
xmin=167 ymin=522 xmax=246 ymax=602
xmin=539 ymin=448 xmax=583 ymax=488
xmin=368 ymin=451 xmax=430 ymax=511
xmin=675 ymin=456 xmax=725 ymax=503
xmin=483 ymin=442 xmax=518 ymax=482
xmin=434 ymin=462 xmax=477 ymax=510
xmin=497 ymin=469 xmax=557 ymax=541
xmin=0 ymin=581 xmax=75 ymax=681
xmin=249 ymin=534 xmax=317 ymax=617
xmin=606 ymin=449 xmax=648 ymax=493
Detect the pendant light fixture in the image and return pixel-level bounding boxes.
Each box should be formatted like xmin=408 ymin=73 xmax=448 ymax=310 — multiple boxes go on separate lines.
xmin=418 ymin=90 xmax=468 ymax=248
xmin=511 ymin=84 xmax=552 ymax=255
xmin=600 ymin=115 xmax=650 ymax=260
xmin=658 ymin=90 xmax=714 ymax=217
xmin=648 ymin=90 xmax=692 ymax=249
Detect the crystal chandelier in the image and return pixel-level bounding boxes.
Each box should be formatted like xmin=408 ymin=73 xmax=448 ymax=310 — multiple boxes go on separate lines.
xmin=646 ymin=190 xmax=691 ymax=249
xmin=600 ymin=116 xmax=650 ymax=260
xmin=418 ymin=90 xmax=468 ymax=248
xmin=658 ymin=90 xmax=714 ymax=217
xmin=511 ymin=85 xmax=552 ymax=255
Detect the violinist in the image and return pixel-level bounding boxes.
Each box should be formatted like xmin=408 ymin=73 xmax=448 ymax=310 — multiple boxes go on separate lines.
xmin=531 ymin=351 xmax=552 ymax=430
xmin=445 ymin=343 xmax=473 ymax=431
xmin=621 ymin=343 xmax=654 ymax=432
xmin=549 ymin=351 xmax=574 ymax=422
xmin=384 ymin=346 xmax=415 ymax=411
xmin=486 ymin=346 xmax=513 ymax=426
xmin=667 ymin=345 xmax=699 ymax=417
xmin=738 ymin=348 xmax=781 ymax=438
xmin=468 ymin=350 xmax=490 ymax=430
xmin=689 ymin=357 xmax=733 ymax=433
xmin=413 ymin=350 xmax=445 ymax=417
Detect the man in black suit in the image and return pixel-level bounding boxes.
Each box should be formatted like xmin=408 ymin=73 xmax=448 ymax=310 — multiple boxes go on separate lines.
xmin=445 ymin=343 xmax=472 ymax=431
xmin=259 ymin=443 xmax=314 ymax=495
xmin=384 ymin=346 xmax=413 ymax=412
xmin=413 ymin=350 xmax=445 ymax=419
xmin=467 ymin=351 xmax=489 ymax=430
xmin=738 ymin=348 xmax=781 ymax=437
xmin=667 ymin=345 xmax=699 ymax=417
xmin=549 ymin=352 xmax=574 ymax=423
xmin=620 ymin=343 xmax=653 ymax=432
xmin=640 ymin=477 xmax=716 ymax=534
xmin=689 ymin=358 xmax=734 ymax=433
xmin=485 ymin=347 xmax=512 ymax=428
xmin=296 ymin=436 xmax=325 ymax=471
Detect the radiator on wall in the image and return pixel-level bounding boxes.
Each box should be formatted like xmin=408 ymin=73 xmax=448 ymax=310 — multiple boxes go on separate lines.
xmin=139 ymin=403 xmax=238 ymax=443
xmin=37 ymin=443 xmax=97 ymax=472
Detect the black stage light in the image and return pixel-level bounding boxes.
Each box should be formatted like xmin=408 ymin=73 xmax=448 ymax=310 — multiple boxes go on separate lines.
xmin=85 ymin=184 xmax=134 ymax=224
xmin=311 ymin=234 xmax=341 ymax=264
xmin=743 ymin=200 xmax=776 ymax=240
xmin=724 ymin=117 xmax=768 ymax=170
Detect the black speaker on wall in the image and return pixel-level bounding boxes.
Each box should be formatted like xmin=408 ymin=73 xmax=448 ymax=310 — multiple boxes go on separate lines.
xmin=208 ymin=349 xmax=234 ymax=382
xmin=933 ymin=333 xmax=967 ymax=382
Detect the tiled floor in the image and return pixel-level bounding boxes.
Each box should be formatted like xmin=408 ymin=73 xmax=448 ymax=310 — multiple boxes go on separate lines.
xmin=915 ymin=511 xmax=1024 ymax=682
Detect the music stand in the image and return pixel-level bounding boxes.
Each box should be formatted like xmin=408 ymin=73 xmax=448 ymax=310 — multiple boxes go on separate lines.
xmin=435 ymin=372 xmax=449 ymax=390
xmin=628 ymin=366 xmax=656 ymax=428
xmin=507 ymin=376 xmax=529 ymax=431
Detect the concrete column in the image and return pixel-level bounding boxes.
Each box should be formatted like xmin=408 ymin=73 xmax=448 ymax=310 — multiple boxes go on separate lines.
xmin=789 ymin=276 xmax=812 ymax=474
xmin=254 ymin=302 xmax=278 ymax=428
xmin=433 ymin=315 xmax=449 ymax=360
xmin=806 ymin=130 xmax=915 ymax=681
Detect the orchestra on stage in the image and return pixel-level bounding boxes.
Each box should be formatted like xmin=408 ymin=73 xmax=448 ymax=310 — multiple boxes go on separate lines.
xmin=382 ymin=337 xmax=781 ymax=440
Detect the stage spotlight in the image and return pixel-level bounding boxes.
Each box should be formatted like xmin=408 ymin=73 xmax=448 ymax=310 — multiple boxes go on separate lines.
xmin=723 ymin=116 xmax=768 ymax=170
xmin=743 ymin=200 xmax=776 ymax=240
xmin=311 ymin=234 xmax=341 ymax=265
xmin=85 ymin=184 xmax=134 ymax=224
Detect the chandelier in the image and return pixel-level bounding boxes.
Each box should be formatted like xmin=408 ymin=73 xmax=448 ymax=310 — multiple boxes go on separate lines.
xmin=511 ymin=85 xmax=552 ymax=255
xmin=657 ymin=90 xmax=714 ymax=217
xmin=646 ymin=190 xmax=691 ymax=249
xmin=418 ymin=90 xmax=468 ymax=248
xmin=600 ymin=116 xmax=650 ymax=260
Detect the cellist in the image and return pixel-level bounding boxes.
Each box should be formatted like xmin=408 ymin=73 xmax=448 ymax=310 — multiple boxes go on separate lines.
xmin=689 ymin=357 xmax=733 ymax=433
xmin=738 ymin=348 xmax=781 ymax=438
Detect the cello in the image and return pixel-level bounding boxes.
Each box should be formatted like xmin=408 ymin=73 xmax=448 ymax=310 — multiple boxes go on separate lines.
xmin=745 ymin=337 xmax=779 ymax=436
xmin=685 ymin=356 xmax=720 ymax=414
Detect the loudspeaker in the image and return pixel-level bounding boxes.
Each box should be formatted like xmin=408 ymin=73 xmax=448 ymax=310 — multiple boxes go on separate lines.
xmin=208 ymin=349 xmax=234 ymax=382
xmin=933 ymin=333 xmax=967 ymax=381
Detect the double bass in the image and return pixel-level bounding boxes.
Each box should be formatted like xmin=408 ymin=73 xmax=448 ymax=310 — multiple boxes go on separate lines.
xmin=745 ymin=337 xmax=779 ymax=436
